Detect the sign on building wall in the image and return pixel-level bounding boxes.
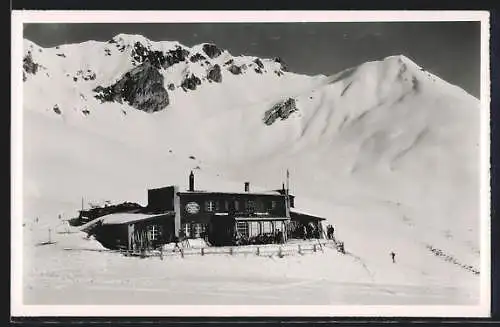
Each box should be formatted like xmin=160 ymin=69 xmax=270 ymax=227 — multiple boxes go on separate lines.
xmin=185 ymin=201 xmax=200 ymax=214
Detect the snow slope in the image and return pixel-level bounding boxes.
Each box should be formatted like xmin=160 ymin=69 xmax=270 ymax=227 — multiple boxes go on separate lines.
xmin=19 ymin=34 xmax=482 ymax=307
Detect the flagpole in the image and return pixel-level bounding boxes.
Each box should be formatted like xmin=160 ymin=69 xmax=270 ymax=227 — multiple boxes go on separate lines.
xmin=285 ymin=169 xmax=290 ymax=217
xmin=286 ymin=169 xmax=290 ymax=196
xmin=284 ymin=169 xmax=291 ymax=242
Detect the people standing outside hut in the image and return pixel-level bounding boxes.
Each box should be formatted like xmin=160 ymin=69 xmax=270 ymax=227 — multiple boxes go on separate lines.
xmin=173 ymin=229 xmax=184 ymax=251
xmin=330 ymin=225 xmax=335 ymax=239
xmin=173 ymin=235 xmax=180 ymax=251
xmin=390 ymin=251 xmax=396 ymax=263
xmin=276 ymin=228 xmax=284 ymax=244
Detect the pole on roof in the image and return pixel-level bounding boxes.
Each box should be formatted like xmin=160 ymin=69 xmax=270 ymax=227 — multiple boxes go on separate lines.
xmin=286 ymin=169 xmax=290 ymax=196
xmin=285 ymin=169 xmax=290 ymax=219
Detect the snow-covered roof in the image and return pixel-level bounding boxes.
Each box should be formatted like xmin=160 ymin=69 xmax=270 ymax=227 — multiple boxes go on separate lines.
xmin=290 ymin=208 xmax=326 ymax=220
xmin=101 ymin=212 xmax=173 ymax=225
xmin=235 ymin=216 xmax=290 ymax=221
xmin=180 ymin=190 xmax=283 ymax=196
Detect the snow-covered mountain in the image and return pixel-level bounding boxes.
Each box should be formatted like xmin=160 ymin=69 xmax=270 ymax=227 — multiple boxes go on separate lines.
xmin=20 ymin=34 xmax=482 ymax=305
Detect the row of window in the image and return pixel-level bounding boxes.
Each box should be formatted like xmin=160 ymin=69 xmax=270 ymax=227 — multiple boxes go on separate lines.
xmin=203 ymin=199 xmax=279 ymax=213
xmin=236 ymin=220 xmax=286 ymax=237
xmin=146 ymin=221 xmax=287 ymax=241
xmin=146 ymin=223 xmax=208 ymax=241
xmin=182 ymin=223 xmax=207 ymax=238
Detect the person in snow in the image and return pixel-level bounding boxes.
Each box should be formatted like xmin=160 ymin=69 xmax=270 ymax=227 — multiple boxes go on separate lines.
xmin=338 ymin=241 xmax=345 ymax=254
xmin=390 ymin=251 xmax=396 ymax=263
xmin=303 ymin=225 xmax=308 ymax=240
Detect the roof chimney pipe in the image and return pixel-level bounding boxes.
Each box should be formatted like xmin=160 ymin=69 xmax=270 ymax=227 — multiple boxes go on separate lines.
xmin=244 ymin=182 xmax=250 ymax=193
xmin=189 ymin=171 xmax=195 ymax=191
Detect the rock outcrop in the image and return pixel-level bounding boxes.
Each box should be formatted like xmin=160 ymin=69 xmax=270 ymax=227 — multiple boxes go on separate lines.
xmin=93 ymin=61 xmax=169 ymax=113
xmin=263 ymin=98 xmax=298 ymax=125
xmin=181 ymin=73 xmax=202 ymax=91
xmin=190 ymin=53 xmax=206 ymax=63
xmin=131 ymin=42 xmax=190 ymax=69
xmin=74 ymin=69 xmax=97 ymax=82
xmin=23 ymin=51 xmax=40 ymax=81
xmin=253 ymin=58 xmax=264 ymax=69
xmin=202 ymin=43 xmax=223 ymax=59
xmin=207 ymin=64 xmax=222 ymax=83
xmin=274 ymin=56 xmax=288 ymax=71
xmin=228 ymin=64 xmax=243 ymax=75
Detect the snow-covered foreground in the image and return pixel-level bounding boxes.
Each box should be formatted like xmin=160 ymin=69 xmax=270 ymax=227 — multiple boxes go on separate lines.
xmin=22 ymin=225 xmax=479 ymax=306
xmin=25 ymin=255 xmax=476 ymax=305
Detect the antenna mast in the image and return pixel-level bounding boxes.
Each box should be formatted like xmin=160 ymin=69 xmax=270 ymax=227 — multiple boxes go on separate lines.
xmin=286 ymin=169 xmax=290 ymax=196
xmin=285 ymin=169 xmax=290 ymax=218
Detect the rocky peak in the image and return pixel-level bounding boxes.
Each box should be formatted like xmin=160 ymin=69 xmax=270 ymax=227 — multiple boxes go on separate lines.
xmin=273 ymin=57 xmax=288 ymax=72
xmin=131 ymin=41 xmax=190 ymax=70
xmin=202 ymin=43 xmax=223 ymax=59
xmin=23 ymin=34 xmax=297 ymax=115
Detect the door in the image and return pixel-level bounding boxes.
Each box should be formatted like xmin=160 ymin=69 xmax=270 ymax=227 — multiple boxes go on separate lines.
xmin=209 ymin=216 xmax=235 ymax=246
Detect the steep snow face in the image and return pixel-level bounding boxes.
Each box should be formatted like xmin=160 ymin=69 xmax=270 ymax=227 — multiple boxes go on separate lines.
xmin=20 ymin=34 xmax=482 ymax=304
xmin=218 ymin=54 xmax=481 ymax=273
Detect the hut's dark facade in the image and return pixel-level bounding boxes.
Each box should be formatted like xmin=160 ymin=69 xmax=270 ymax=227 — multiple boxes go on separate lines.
xmin=91 ymin=171 xmax=326 ymax=250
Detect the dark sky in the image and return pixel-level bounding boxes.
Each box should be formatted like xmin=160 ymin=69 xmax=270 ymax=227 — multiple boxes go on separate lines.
xmin=24 ymin=22 xmax=481 ymax=97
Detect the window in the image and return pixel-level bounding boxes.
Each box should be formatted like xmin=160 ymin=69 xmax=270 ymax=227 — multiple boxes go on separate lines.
xmin=234 ymin=200 xmax=240 ymax=211
xmin=193 ymin=223 xmax=207 ymax=238
xmin=147 ymin=224 xmax=161 ymax=241
xmin=249 ymin=221 xmax=260 ymax=236
xmin=205 ymin=200 xmax=216 ymax=212
xmin=236 ymin=221 xmax=249 ymax=237
xmin=181 ymin=223 xmax=191 ymax=237
xmin=271 ymin=201 xmax=277 ymax=209
xmin=262 ymin=221 xmax=272 ymax=234
xmin=247 ymin=200 xmax=256 ymax=212
xmin=255 ymin=200 xmax=264 ymax=212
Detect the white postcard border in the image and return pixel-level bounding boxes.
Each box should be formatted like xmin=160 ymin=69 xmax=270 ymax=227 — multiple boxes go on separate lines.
xmin=11 ymin=10 xmax=491 ymax=318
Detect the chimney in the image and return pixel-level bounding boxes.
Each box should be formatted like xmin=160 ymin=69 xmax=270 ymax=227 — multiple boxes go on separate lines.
xmin=244 ymin=182 xmax=250 ymax=192
xmin=189 ymin=171 xmax=195 ymax=191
